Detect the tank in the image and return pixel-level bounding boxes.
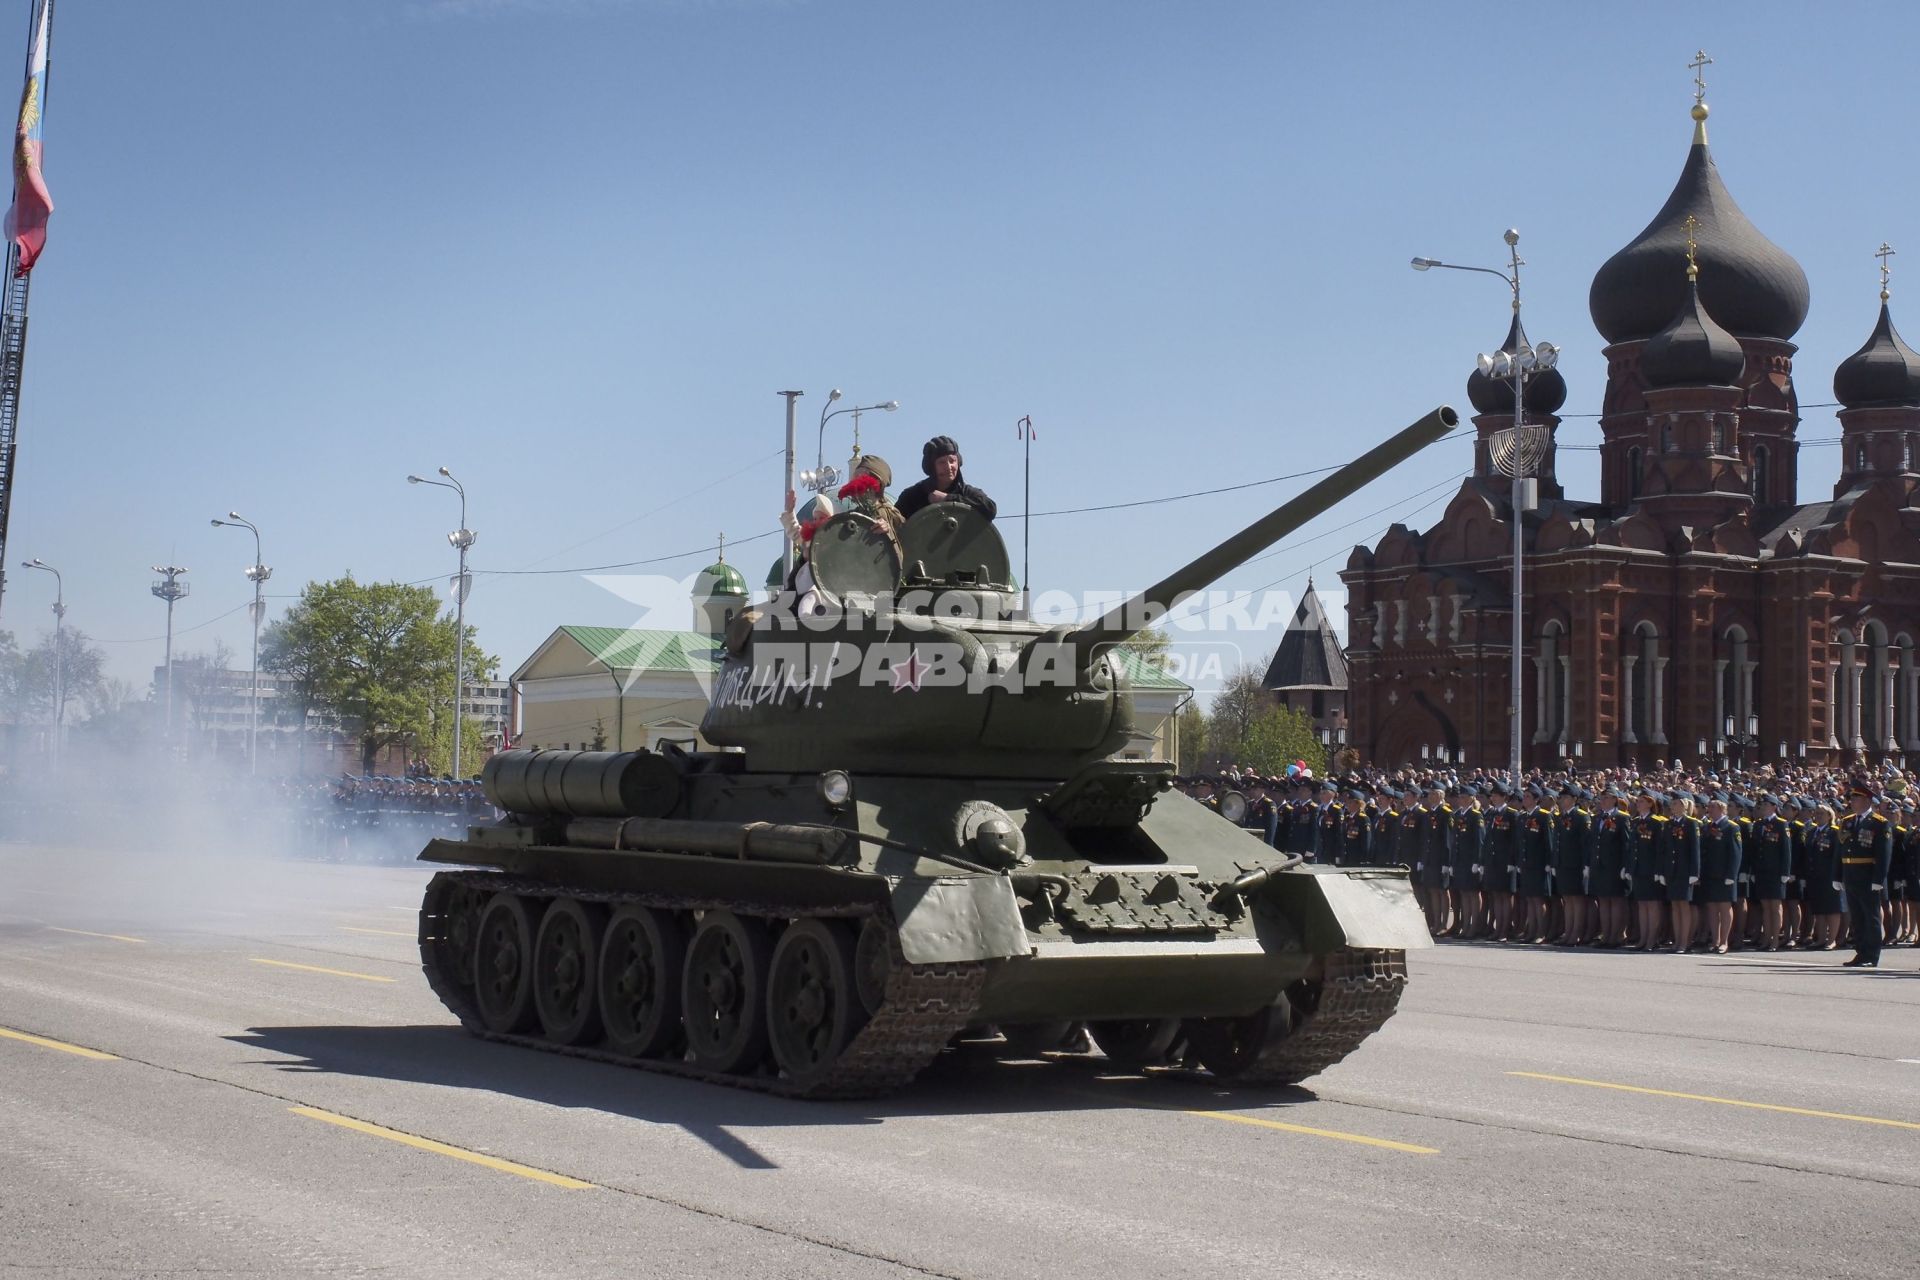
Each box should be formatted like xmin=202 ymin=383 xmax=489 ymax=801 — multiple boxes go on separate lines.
xmin=417 ymin=405 xmax=1456 ymax=1097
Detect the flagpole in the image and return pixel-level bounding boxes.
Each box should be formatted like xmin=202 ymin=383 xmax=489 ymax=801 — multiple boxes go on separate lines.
xmin=0 ymin=0 xmax=52 ymax=621
xmin=1018 ymin=415 xmax=1032 ymax=616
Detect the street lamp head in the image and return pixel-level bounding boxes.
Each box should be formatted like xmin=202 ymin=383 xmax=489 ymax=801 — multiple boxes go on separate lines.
xmin=211 ymin=518 xmax=224 ymax=527
xmin=23 ymin=557 xmax=41 ymax=568
xmin=881 ymin=400 xmax=899 ymax=411
xmin=227 ymin=510 xmax=243 ymax=521
xmin=437 ymin=465 xmax=452 ymax=478
xmin=406 ymin=474 xmax=424 ymax=484
xmin=827 ymin=388 xmax=842 ymax=403
xmin=1503 ymin=228 xmax=1520 ymax=247
xmin=1410 ymin=257 xmax=1438 ymax=271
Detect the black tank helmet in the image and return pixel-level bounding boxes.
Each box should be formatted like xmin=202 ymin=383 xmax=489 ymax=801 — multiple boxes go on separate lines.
xmin=921 ymin=434 xmax=961 ymax=476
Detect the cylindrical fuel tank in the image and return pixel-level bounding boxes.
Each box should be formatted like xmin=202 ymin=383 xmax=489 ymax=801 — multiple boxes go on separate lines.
xmin=482 ymin=749 xmax=682 ymax=819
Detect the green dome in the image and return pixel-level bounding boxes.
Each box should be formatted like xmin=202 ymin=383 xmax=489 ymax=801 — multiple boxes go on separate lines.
xmin=693 ymin=560 xmax=748 ymax=601
xmin=766 ymin=556 xmax=786 ymax=589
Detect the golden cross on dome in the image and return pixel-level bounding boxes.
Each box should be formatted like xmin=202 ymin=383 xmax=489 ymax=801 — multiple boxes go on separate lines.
xmin=716 ymin=532 xmax=726 ymax=563
xmin=1688 ymin=50 xmax=1713 ymax=105
xmin=1877 ymin=242 xmax=1896 ymax=302
xmin=1684 ymin=214 xmax=1701 ymax=283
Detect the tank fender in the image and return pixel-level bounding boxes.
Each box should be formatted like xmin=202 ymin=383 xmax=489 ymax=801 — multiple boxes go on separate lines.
xmin=889 ymin=874 xmax=1032 ymax=964
xmin=1264 ymin=867 xmax=1434 ymax=952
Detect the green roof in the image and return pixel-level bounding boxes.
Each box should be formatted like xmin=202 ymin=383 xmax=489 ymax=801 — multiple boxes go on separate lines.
xmin=560 ymin=626 xmax=725 ymax=674
xmin=694 ymin=561 xmax=748 ymax=600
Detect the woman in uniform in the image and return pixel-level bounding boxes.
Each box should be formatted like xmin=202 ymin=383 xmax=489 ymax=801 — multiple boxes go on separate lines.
xmin=1630 ymin=790 xmax=1668 ymax=951
xmin=1447 ymin=784 xmax=1483 ymax=938
xmin=1801 ymin=802 xmax=1846 ymax=950
xmin=1662 ymin=793 xmax=1702 ymax=953
xmin=1698 ymin=794 xmax=1743 ymax=954
xmin=1747 ymin=793 xmax=1793 ymax=950
xmin=1590 ymin=788 xmax=1631 ymax=948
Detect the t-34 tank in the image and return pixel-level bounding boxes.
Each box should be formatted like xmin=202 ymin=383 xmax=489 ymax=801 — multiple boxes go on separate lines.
xmin=418 ymin=405 xmax=1455 ymax=1097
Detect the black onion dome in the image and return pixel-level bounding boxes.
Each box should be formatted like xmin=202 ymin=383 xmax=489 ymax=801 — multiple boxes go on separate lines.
xmin=1588 ymin=133 xmax=1809 ymax=343
xmin=1640 ymin=282 xmax=1746 ymax=388
xmin=1834 ymin=303 xmax=1920 ymax=408
xmin=1465 ymin=315 xmax=1568 ymax=415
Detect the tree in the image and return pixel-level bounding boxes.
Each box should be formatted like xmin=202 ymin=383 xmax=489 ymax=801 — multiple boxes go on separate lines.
xmin=271 ymin=576 xmax=496 ymax=774
xmin=1205 ymin=660 xmax=1269 ymax=763
xmin=14 ymin=625 xmax=105 ymax=733
xmin=1239 ymin=704 xmax=1328 ymax=777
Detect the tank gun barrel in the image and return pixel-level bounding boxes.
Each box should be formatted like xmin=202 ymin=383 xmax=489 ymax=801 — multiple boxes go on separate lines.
xmin=1059 ymin=405 xmax=1458 ymax=667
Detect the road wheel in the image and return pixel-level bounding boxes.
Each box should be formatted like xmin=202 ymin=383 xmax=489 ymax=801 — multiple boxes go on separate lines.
xmin=598 ymin=905 xmax=686 ymax=1059
xmin=1187 ymin=1002 xmax=1295 ymax=1079
xmin=473 ymin=893 xmax=539 ymax=1034
xmin=533 ymin=898 xmax=605 ymax=1046
xmin=682 ymin=911 xmax=773 ymax=1074
xmin=1088 ymin=1018 xmax=1183 ymax=1069
xmin=767 ymin=919 xmax=863 ymax=1087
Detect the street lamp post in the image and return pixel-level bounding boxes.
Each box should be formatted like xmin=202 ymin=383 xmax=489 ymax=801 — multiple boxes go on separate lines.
xmin=1724 ymin=713 xmax=1759 ymax=771
xmin=212 ymin=513 xmax=269 ymax=774
xmin=20 ymin=557 xmax=63 ymax=766
xmin=801 ymin=394 xmax=899 ymax=494
xmin=1412 ymin=230 xmax=1558 ymax=785
xmin=407 ymin=468 xmax=474 ymax=778
xmin=151 ymin=565 xmax=190 ymax=742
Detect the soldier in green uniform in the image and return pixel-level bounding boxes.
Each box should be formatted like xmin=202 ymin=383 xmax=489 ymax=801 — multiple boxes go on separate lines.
xmin=1698 ymin=794 xmax=1743 ymax=953
xmin=1590 ymin=787 xmax=1631 ymax=948
xmin=1551 ymin=785 xmax=1593 ymax=945
xmin=1748 ymin=793 xmax=1794 ymax=950
xmin=1447 ymin=783 xmax=1483 ymax=938
xmin=1839 ymin=782 xmax=1892 ymax=966
xmin=1481 ymin=780 xmax=1521 ymax=941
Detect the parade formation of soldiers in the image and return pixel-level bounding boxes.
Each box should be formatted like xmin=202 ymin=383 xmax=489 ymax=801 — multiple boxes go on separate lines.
xmin=1178 ymin=764 xmax=1917 ymax=970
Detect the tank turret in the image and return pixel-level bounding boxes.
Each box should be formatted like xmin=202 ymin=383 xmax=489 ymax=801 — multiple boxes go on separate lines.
xmin=701 ymin=405 xmax=1457 ymax=777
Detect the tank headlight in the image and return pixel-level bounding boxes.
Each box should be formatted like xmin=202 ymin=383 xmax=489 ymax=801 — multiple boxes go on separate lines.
xmin=818 ymin=770 xmax=853 ymax=809
xmin=1217 ymin=790 xmax=1249 ymax=825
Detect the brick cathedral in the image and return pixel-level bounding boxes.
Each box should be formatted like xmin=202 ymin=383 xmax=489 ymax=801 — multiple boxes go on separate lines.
xmin=1342 ymin=85 xmax=1920 ymax=771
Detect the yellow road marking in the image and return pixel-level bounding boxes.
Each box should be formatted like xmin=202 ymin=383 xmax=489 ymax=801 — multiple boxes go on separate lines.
xmin=0 ymin=1026 xmax=118 ymax=1060
xmin=289 ymin=1107 xmax=593 ymax=1188
xmin=250 ymin=957 xmax=396 ymax=984
xmin=340 ymin=926 xmax=414 ymax=938
xmin=47 ymin=926 xmax=146 ymax=944
xmin=1188 ymin=1108 xmax=1440 ymax=1154
xmin=1510 ymin=1072 xmax=1920 ymax=1132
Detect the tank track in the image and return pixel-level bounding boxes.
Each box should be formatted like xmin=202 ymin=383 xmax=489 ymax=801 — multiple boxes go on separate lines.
xmin=417 ymin=869 xmax=986 ymax=1100
xmin=1217 ymin=948 xmax=1408 ymax=1086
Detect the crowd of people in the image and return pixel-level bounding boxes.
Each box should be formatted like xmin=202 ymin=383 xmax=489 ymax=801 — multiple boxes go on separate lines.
xmin=1176 ymin=762 xmax=1917 ymax=969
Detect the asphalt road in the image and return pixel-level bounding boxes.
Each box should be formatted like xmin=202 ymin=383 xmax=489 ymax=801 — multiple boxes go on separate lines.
xmin=2 ymin=842 xmax=1916 ymax=1280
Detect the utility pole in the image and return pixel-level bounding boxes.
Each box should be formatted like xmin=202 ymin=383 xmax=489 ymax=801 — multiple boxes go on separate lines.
xmin=780 ymin=390 xmax=803 ymax=579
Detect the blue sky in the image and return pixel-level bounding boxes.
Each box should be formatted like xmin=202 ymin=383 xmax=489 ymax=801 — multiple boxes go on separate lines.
xmin=3 ymin=0 xmax=1914 ymax=696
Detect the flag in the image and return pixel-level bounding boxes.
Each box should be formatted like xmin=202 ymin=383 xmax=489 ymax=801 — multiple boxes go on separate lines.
xmin=5 ymin=0 xmax=51 ymax=275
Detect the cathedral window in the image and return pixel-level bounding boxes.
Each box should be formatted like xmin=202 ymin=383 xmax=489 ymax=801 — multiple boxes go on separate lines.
xmin=1751 ymin=445 xmax=1769 ymax=501
xmin=1854 ymin=441 xmax=1868 ymax=473
xmin=1626 ymin=447 xmax=1642 ymax=499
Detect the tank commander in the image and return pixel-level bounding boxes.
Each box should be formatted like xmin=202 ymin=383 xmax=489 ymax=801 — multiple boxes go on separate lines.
xmin=897 ymin=435 xmax=998 ymax=521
